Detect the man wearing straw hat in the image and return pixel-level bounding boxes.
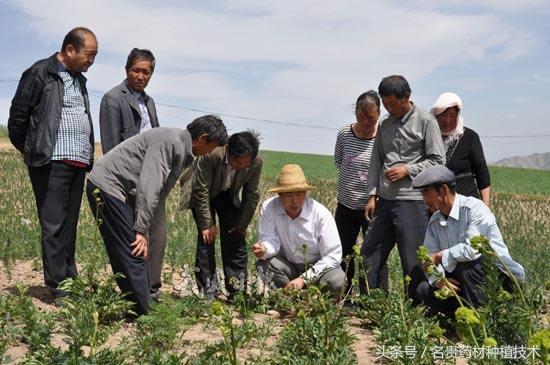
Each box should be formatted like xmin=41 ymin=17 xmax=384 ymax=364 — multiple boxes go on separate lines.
xmin=253 ymin=164 xmax=345 ymax=292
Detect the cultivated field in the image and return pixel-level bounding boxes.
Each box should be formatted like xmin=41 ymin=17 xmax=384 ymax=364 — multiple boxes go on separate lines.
xmin=0 ymin=144 xmax=549 ymax=364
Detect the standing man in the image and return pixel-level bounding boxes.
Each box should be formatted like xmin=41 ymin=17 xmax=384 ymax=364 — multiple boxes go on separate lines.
xmin=99 ymin=48 xmax=164 ymax=299
xmin=253 ymin=164 xmax=346 ymax=294
xmin=100 ymin=48 xmax=159 ymax=154
xmin=183 ymin=131 xmax=262 ymax=300
xmin=87 ymin=115 xmax=227 ymax=315
xmin=8 ymin=27 xmax=98 ymax=303
xmin=361 ymin=75 xmax=445 ymax=293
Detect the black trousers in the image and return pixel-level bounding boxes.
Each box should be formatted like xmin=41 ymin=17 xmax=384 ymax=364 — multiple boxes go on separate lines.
xmin=410 ymin=258 xmax=515 ymax=317
xmin=28 ymin=161 xmax=85 ymax=298
xmin=193 ymin=191 xmax=248 ymax=298
xmin=361 ymin=198 xmax=429 ymax=293
xmin=334 ymin=203 xmax=388 ymax=294
xmin=411 ymin=259 xmax=486 ymax=317
xmin=86 ymin=181 xmax=150 ymax=315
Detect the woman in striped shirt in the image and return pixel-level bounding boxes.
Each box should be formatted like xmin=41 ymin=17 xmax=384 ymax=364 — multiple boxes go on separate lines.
xmin=334 ymin=90 xmax=388 ymax=295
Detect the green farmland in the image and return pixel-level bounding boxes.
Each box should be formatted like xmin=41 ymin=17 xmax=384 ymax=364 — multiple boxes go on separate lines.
xmin=1 ymin=145 xmax=549 ymax=364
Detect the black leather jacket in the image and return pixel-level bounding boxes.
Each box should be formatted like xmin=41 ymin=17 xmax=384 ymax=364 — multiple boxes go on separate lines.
xmin=8 ymin=53 xmax=94 ymax=168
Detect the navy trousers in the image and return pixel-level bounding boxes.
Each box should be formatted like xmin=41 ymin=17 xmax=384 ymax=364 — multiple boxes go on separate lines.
xmin=86 ymin=181 xmax=150 ymax=315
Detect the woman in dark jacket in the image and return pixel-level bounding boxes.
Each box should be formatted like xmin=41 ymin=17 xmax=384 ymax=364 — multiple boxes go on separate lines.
xmin=430 ymin=92 xmax=491 ymax=205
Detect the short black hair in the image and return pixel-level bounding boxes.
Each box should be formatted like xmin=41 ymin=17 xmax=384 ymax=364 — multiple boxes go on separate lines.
xmin=378 ymin=75 xmax=411 ymax=99
xmin=356 ymin=90 xmax=380 ymax=113
xmin=187 ymin=115 xmax=228 ymax=145
xmin=61 ymin=27 xmax=96 ymax=52
xmin=125 ymin=48 xmax=156 ymax=73
xmin=228 ymin=130 xmax=261 ymax=159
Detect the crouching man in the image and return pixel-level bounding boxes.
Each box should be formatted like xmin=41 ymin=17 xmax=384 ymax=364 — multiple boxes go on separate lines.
xmin=87 ymin=115 xmax=227 ymax=315
xmin=409 ymin=165 xmax=525 ymax=317
xmin=253 ymin=164 xmax=346 ymax=293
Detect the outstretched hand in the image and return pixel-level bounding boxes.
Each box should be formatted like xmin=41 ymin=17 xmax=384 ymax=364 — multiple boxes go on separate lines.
xmin=285 ymin=277 xmax=306 ymax=290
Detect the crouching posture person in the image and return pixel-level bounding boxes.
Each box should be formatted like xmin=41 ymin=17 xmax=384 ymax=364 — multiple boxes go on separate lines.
xmin=409 ymin=165 xmax=525 ymax=317
xmin=87 ymin=115 xmax=227 ymax=315
xmin=253 ymin=164 xmax=346 ymax=293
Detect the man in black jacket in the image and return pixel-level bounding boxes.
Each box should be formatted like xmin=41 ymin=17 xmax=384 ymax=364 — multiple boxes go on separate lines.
xmin=8 ymin=27 xmax=98 ymax=304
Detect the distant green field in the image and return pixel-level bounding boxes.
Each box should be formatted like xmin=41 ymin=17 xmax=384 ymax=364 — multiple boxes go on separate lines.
xmin=0 ymin=125 xmax=7 ymax=138
xmin=260 ymin=149 xmax=550 ymax=196
xmin=260 ymin=150 xmax=337 ymax=181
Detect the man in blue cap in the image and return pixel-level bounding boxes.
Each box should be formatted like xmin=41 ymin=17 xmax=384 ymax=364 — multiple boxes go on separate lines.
xmin=410 ymin=165 xmax=525 ymax=316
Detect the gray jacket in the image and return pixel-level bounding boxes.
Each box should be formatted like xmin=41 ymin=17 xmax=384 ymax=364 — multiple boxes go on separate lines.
xmin=366 ymin=103 xmax=445 ymax=200
xmin=99 ymin=80 xmax=160 ymax=154
xmin=88 ymin=128 xmax=194 ymax=234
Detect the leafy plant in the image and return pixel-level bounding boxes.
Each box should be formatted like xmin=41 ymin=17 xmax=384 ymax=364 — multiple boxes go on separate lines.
xmin=54 ymin=271 xmax=133 ymax=358
xmin=271 ymin=286 xmax=356 ymax=365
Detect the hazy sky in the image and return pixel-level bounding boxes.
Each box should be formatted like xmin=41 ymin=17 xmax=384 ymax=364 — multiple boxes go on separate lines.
xmin=1 ymin=0 xmax=549 ymax=161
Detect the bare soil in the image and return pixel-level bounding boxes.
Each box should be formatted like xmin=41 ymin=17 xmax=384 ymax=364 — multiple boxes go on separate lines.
xmin=1 ymin=260 xmax=380 ymax=364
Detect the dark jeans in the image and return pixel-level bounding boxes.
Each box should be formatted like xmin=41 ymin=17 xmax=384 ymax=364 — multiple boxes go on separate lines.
xmin=28 ymin=161 xmax=85 ymax=298
xmin=87 ymin=181 xmax=150 ymax=315
xmin=410 ymin=258 xmax=515 ymax=317
xmin=361 ymin=198 xmax=428 ymax=293
xmin=194 ymin=191 xmax=248 ymax=298
xmin=334 ymin=203 xmax=388 ymax=294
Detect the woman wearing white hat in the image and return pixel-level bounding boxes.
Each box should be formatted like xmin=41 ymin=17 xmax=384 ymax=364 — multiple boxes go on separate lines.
xmin=430 ymin=92 xmax=491 ymax=205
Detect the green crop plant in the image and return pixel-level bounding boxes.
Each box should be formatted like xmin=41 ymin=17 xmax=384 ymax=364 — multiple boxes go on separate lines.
xmin=0 ymin=148 xmax=549 ymax=362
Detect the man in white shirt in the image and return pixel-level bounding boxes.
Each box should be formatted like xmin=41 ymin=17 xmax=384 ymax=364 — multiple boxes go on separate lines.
xmin=253 ymin=164 xmax=345 ymax=293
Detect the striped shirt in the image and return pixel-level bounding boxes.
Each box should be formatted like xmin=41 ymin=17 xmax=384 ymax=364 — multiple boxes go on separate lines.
xmin=334 ymin=124 xmax=375 ymax=210
xmin=52 ymin=68 xmax=92 ymax=165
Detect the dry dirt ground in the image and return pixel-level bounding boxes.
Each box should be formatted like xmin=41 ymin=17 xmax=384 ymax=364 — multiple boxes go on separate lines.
xmin=0 ymin=139 xmax=103 ymax=157
xmin=0 ymin=139 xmax=14 ymax=151
xmin=1 ymin=260 xmax=380 ymax=364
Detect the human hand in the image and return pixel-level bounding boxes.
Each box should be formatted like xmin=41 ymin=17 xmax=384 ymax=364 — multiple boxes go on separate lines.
xmin=430 ymin=251 xmax=443 ymax=266
xmin=385 ymin=165 xmax=409 ymax=183
xmin=201 ymin=226 xmax=218 ymax=245
xmin=285 ymin=277 xmax=306 ymax=290
xmin=131 ymin=232 xmax=148 ymax=258
xmin=228 ymin=226 xmax=246 ymax=236
xmin=252 ymin=242 xmax=266 ymax=258
xmin=365 ymin=196 xmax=376 ymax=222
xmin=434 ymin=277 xmax=460 ymax=292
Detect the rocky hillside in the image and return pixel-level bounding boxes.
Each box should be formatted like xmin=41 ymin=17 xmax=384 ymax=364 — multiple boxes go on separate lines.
xmin=493 ymin=152 xmax=550 ymax=170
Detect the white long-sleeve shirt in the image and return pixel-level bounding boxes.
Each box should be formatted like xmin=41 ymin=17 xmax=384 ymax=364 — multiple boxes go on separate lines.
xmin=258 ymin=196 xmax=342 ymax=281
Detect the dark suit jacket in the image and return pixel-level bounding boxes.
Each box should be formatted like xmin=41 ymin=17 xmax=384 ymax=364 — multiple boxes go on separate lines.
xmin=99 ymin=80 xmax=160 ymax=154
xmin=181 ymin=146 xmax=263 ymax=232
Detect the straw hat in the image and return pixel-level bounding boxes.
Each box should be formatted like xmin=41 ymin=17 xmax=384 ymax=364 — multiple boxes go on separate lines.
xmin=267 ymin=164 xmax=316 ymax=193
